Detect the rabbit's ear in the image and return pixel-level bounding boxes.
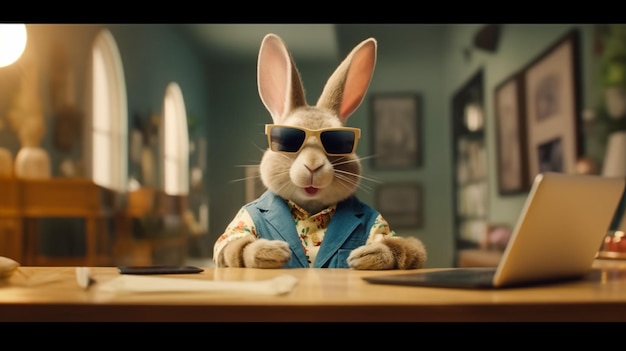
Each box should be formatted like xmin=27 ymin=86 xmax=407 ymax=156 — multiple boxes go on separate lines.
xmin=257 ymin=33 xmax=307 ymax=124
xmin=317 ymin=38 xmax=377 ymax=124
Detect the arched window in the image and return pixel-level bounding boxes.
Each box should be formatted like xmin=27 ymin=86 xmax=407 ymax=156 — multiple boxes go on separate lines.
xmin=162 ymin=82 xmax=189 ymax=195
xmin=87 ymin=29 xmax=128 ymax=193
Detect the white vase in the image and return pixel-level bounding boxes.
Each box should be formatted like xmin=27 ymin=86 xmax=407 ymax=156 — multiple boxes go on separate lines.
xmin=14 ymin=146 xmax=51 ymax=179
xmin=141 ymin=146 xmax=155 ymax=187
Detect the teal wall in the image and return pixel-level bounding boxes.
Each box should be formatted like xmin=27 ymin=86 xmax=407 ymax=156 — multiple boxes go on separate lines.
xmin=109 ymin=24 xmax=210 ymax=135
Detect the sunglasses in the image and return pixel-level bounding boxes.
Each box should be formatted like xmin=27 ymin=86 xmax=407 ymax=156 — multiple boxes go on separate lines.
xmin=265 ymin=124 xmax=361 ymax=156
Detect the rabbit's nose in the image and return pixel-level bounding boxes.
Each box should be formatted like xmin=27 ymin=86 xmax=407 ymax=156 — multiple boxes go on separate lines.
xmin=305 ymin=164 xmax=323 ymax=174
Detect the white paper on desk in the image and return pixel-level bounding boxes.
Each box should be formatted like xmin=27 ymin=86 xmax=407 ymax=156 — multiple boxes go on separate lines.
xmin=96 ymin=274 xmax=298 ymax=296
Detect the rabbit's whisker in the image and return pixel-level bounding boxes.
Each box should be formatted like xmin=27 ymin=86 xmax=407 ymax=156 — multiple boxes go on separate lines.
xmin=334 ymin=172 xmax=374 ymax=192
xmin=353 ymin=172 xmax=383 ymax=185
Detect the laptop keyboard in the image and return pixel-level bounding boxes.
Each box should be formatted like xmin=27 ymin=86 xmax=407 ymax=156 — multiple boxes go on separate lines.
xmin=363 ymin=267 xmax=498 ymax=288
xmin=428 ymin=267 xmax=497 ymax=280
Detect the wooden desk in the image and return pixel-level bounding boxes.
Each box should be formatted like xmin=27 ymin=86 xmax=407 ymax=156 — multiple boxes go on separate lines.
xmin=2 ymin=260 xmax=626 ymax=322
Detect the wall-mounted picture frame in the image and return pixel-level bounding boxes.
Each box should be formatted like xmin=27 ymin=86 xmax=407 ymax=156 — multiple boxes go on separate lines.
xmin=376 ymin=182 xmax=422 ymax=229
xmin=523 ymin=30 xmax=582 ymax=182
xmin=370 ymin=93 xmax=421 ymax=169
xmin=245 ymin=165 xmax=266 ymax=202
xmin=494 ymin=72 xmax=530 ymax=195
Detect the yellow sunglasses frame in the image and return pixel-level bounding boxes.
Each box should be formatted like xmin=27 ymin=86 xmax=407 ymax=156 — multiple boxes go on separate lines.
xmin=265 ymin=124 xmax=361 ymax=156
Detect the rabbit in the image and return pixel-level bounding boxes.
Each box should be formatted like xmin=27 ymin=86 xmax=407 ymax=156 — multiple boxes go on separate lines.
xmin=213 ymin=33 xmax=427 ymax=270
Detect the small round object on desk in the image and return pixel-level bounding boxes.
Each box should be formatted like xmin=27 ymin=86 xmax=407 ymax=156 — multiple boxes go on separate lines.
xmin=0 ymin=256 xmax=20 ymax=279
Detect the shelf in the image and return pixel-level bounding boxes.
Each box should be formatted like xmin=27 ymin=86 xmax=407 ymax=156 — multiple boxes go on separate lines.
xmin=451 ymin=69 xmax=488 ymax=267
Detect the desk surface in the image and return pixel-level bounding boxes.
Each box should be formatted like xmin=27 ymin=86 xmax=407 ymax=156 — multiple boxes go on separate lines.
xmin=2 ymin=260 xmax=626 ymax=322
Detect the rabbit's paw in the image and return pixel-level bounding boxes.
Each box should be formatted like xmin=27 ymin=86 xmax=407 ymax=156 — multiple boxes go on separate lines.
xmin=347 ymin=242 xmax=395 ymax=270
xmin=347 ymin=236 xmax=427 ymax=270
xmin=219 ymin=235 xmax=255 ymax=267
xmin=383 ymin=236 xmax=427 ymax=269
xmin=220 ymin=236 xmax=291 ymax=268
xmin=243 ymin=238 xmax=291 ymax=268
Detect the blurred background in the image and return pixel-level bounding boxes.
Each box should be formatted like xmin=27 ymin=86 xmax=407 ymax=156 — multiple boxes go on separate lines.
xmin=0 ymin=23 xmax=624 ymax=268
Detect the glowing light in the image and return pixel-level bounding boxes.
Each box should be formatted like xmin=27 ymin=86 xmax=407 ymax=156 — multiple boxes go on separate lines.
xmin=0 ymin=24 xmax=27 ymax=68
xmin=464 ymin=103 xmax=484 ymax=131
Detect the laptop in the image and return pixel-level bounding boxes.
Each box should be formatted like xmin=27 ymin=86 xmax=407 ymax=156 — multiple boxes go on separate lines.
xmin=363 ymin=172 xmax=626 ymax=289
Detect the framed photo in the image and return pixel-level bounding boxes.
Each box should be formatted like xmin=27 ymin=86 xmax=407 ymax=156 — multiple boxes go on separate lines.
xmin=245 ymin=165 xmax=266 ymax=202
xmin=376 ymin=182 xmax=422 ymax=229
xmin=523 ymin=30 xmax=582 ymax=182
xmin=370 ymin=93 xmax=421 ymax=169
xmin=494 ymin=72 xmax=530 ymax=195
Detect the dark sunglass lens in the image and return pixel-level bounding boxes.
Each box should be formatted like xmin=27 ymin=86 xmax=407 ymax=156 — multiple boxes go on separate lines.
xmin=320 ymin=130 xmax=355 ymax=154
xmin=270 ymin=127 xmax=305 ymax=152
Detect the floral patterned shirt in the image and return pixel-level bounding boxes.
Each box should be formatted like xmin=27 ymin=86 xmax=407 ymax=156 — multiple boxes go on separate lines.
xmin=213 ymin=200 xmax=396 ymax=266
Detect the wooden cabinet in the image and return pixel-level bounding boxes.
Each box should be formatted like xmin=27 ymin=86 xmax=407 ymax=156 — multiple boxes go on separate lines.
xmin=451 ymin=69 xmax=491 ymax=267
xmin=0 ymin=178 xmax=22 ymax=262
xmin=0 ymin=177 xmax=115 ymax=266
xmin=0 ymin=179 xmax=189 ymax=266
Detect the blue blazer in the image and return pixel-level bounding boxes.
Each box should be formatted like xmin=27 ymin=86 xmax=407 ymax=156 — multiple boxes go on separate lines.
xmin=244 ymin=190 xmax=380 ymax=268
